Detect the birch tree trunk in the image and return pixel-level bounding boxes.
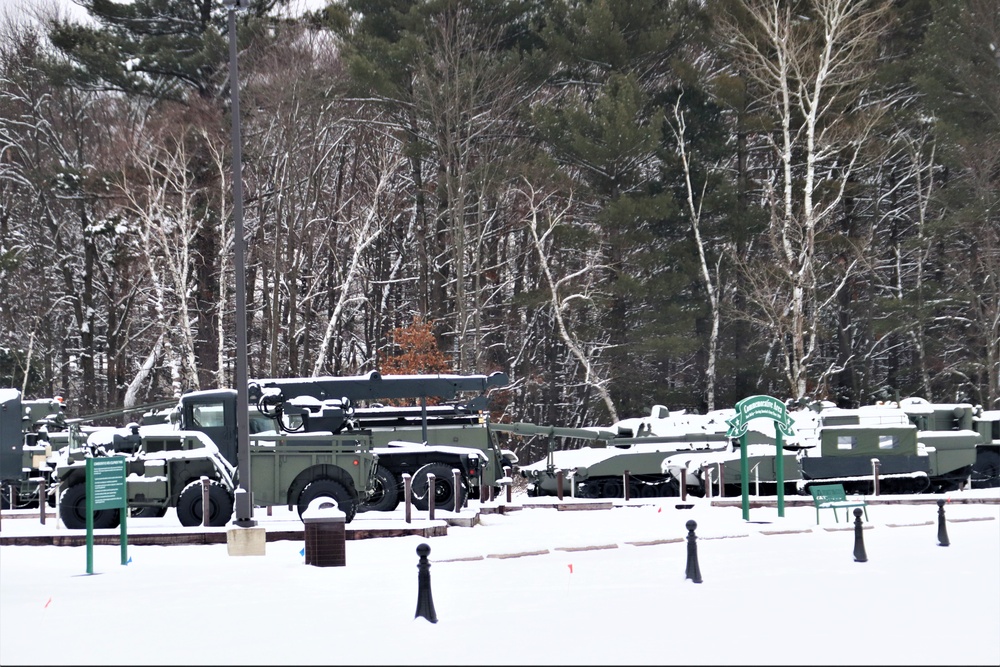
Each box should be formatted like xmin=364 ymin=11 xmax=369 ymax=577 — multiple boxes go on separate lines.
xmin=721 ymin=0 xmax=892 ymax=399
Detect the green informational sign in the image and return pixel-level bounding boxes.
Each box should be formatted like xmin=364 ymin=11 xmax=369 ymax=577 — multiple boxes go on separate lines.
xmin=85 ymin=457 xmax=129 ymax=574
xmin=726 ymin=395 xmax=795 ymax=521
xmin=91 ymin=457 xmax=127 ymax=509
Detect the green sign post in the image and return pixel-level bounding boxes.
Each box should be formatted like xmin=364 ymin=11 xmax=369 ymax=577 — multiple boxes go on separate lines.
xmin=725 ymin=395 xmax=795 ymax=521
xmin=85 ymin=456 xmax=128 ymax=574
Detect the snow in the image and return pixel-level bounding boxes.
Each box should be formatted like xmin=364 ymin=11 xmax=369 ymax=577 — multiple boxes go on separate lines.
xmin=2 ymin=488 xmax=998 ymax=666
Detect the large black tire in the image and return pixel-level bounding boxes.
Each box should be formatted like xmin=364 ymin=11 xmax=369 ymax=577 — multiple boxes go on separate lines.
xmin=176 ymin=480 xmax=234 ymax=527
xmin=297 ymin=479 xmax=357 ymax=523
xmin=59 ymin=483 xmax=120 ymax=530
xmin=972 ymin=451 xmax=1000 ymax=489
xmin=411 ymin=462 xmax=466 ymax=512
xmin=130 ymin=506 xmax=168 ymax=519
xmin=358 ymin=466 xmax=399 ymax=513
xmin=576 ymin=481 xmax=601 ymax=498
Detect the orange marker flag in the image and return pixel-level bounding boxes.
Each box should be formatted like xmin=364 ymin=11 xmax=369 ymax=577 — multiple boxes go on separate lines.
xmin=44 ymin=597 xmax=52 ymax=608
xmin=568 ymin=564 xmax=573 ymax=574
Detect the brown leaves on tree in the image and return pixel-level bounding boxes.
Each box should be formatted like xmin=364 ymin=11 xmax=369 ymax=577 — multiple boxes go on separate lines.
xmin=380 ymin=318 xmax=452 ymax=406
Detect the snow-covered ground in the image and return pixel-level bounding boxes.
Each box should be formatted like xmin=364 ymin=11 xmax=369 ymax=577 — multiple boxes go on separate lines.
xmin=2 ymin=489 xmax=998 ymax=666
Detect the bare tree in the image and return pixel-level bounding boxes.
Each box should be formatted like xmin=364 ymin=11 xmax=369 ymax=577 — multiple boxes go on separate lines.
xmin=517 ymin=179 xmax=618 ymax=421
xmin=411 ymin=5 xmax=534 ymax=373
xmin=117 ymin=125 xmax=213 ymax=394
xmin=666 ymin=93 xmax=731 ymax=411
xmin=721 ymin=0 xmax=894 ymax=399
xmin=311 ymin=133 xmax=406 ymax=375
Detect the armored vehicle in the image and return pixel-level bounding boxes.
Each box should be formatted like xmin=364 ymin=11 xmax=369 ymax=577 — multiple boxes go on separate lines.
xmin=495 ymin=406 xmax=755 ymax=498
xmin=662 ymin=400 xmax=980 ymax=496
xmin=897 ymin=397 xmax=1000 ymax=489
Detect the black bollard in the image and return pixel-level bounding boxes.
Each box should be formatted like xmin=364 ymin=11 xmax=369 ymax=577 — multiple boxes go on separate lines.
xmin=853 ymin=508 xmax=868 ymax=562
xmin=685 ymin=520 xmax=703 ymax=583
xmin=937 ymin=499 xmax=950 ymax=547
xmin=414 ymin=543 xmax=438 ymax=623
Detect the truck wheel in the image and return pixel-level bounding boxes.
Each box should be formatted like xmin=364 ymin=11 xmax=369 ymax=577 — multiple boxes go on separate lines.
xmin=130 ymin=506 xmax=168 ymax=519
xmin=297 ymin=479 xmax=357 ymax=523
xmin=972 ymin=451 xmax=1000 ymax=488
xmin=177 ymin=480 xmax=235 ymax=527
xmin=411 ymin=462 xmax=466 ymax=512
xmin=59 ymin=483 xmax=121 ymax=530
xmin=359 ymin=466 xmax=399 ymax=513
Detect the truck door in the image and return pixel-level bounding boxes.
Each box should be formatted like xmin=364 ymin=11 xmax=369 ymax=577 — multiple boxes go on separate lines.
xmin=183 ymin=396 xmax=238 ymax=466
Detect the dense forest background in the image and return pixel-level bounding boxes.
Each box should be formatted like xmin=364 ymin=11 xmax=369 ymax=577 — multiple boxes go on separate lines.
xmin=1 ymin=0 xmax=997 ymax=428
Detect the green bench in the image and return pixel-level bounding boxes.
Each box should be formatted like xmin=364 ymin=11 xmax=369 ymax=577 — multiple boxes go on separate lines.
xmin=809 ymin=483 xmax=868 ymax=524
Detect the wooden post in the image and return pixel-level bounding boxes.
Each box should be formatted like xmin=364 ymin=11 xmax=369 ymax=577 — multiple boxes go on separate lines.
xmin=871 ymin=458 xmax=881 ymax=496
xmin=504 ymin=466 xmax=512 ymax=503
xmin=624 ymin=470 xmax=631 ymax=501
xmin=428 ymin=474 xmax=436 ymax=521
xmin=403 ymin=473 xmax=412 ymax=524
xmin=452 ymin=468 xmax=461 ymax=514
xmin=201 ymin=476 xmax=211 ymax=527
xmin=557 ymin=470 xmax=564 ymax=500
xmin=680 ymin=468 xmax=687 ymax=501
xmin=38 ymin=479 xmax=46 ymax=525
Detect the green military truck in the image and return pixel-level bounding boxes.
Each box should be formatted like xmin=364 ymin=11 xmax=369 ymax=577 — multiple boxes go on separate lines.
xmin=0 ymin=389 xmax=78 ymax=510
xmin=49 ymin=422 xmax=378 ymax=529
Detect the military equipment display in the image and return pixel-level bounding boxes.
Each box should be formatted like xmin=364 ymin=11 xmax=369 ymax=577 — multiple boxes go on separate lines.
xmin=48 ymin=420 xmax=378 ymax=529
xmin=494 ymin=406 xmax=750 ymax=498
xmin=897 ymin=397 xmax=1000 ymax=489
xmin=661 ymin=399 xmax=982 ymax=496
xmin=242 ymin=371 xmax=514 ymax=511
xmin=0 ymin=390 xmax=80 ymax=510
xmin=3 ymin=371 xmax=512 ymax=525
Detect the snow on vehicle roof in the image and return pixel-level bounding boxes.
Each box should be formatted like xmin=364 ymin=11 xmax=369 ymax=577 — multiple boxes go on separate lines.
xmin=373 ymin=441 xmax=487 ymax=460
xmin=86 ymin=423 xmax=222 ymax=455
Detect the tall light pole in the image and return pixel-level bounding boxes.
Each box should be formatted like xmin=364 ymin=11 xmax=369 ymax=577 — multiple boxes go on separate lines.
xmin=224 ymin=0 xmax=254 ymax=527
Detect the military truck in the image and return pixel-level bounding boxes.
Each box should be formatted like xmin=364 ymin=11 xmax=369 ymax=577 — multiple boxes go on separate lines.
xmin=0 ymin=390 xmax=81 ymax=509
xmin=49 ymin=421 xmax=379 ymax=529
xmin=239 ymin=371 xmax=513 ymax=511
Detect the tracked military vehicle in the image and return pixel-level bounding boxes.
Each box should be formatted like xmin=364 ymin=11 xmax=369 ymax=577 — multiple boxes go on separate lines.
xmin=494 ymin=406 xmax=762 ymax=498
xmin=898 ymin=397 xmax=1000 ymax=489
xmin=662 ymin=399 xmax=981 ymax=496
